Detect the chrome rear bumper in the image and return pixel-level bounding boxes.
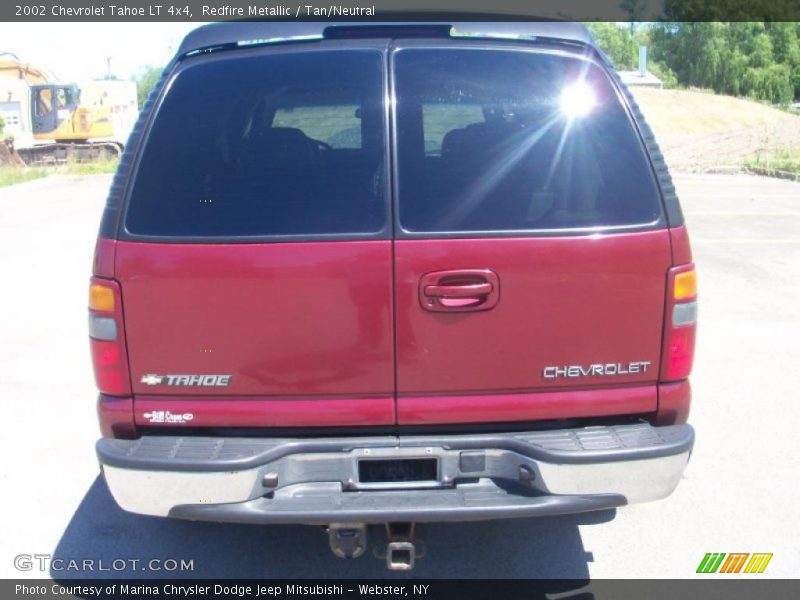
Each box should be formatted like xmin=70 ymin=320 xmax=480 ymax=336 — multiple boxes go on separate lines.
xmin=98 ymin=423 xmax=693 ymax=523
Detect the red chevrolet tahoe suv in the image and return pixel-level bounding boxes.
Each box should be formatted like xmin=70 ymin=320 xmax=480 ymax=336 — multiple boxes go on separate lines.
xmin=90 ymin=21 xmax=697 ymax=570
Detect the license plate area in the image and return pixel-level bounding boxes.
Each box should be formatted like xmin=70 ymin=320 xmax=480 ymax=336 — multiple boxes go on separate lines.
xmin=358 ymin=458 xmax=438 ymax=485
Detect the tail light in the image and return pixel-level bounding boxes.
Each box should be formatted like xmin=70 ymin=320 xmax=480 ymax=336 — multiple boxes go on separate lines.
xmin=89 ymin=278 xmax=131 ymax=396
xmin=661 ymin=265 xmax=698 ymax=381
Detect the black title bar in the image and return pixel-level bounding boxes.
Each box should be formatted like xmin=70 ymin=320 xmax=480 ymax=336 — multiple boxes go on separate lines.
xmin=6 ymin=579 xmax=800 ymax=600
xmin=3 ymin=0 xmax=800 ymax=22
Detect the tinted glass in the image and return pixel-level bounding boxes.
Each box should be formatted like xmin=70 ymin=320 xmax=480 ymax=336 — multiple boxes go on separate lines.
xmin=126 ymin=50 xmax=386 ymax=237
xmin=273 ymin=105 xmax=363 ymax=149
xmin=394 ymin=49 xmax=663 ymax=233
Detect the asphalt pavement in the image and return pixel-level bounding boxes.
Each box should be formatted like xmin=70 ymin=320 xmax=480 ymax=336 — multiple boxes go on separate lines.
xmin=0 ymin=173 xmax=797 ymax=579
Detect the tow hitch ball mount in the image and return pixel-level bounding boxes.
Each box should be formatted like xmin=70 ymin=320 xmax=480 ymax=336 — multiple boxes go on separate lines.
xmin=326 ymin=523 xmax=425 ymax=571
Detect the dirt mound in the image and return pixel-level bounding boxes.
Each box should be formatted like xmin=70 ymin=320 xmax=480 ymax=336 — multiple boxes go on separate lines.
xmin=632 ymin=88 xmax=800 ymax=172
xmin=654 ymin=122 xmax=800 ymax=172
xmin=0 ymin=139 xmax=26 ymax=167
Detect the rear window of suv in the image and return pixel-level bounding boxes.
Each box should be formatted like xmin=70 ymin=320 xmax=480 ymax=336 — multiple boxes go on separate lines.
xmin=125 ymin=50 xmax=387 ymax=238
xmin=394 ymin=48 xmax=663 ymax=234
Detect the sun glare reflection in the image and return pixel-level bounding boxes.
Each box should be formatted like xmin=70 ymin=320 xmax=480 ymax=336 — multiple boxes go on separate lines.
xmin=441 ymin=75 xmax=599 ymax=225
xmin=560 ymin=81 xmax=596 ymax=118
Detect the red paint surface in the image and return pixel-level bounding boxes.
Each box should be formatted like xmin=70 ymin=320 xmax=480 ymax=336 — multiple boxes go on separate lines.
xmin=669 ymin=225 xmax=692 ymax=265
xmin=100 ymin=226 xmax=695 ymax=431
xmin=97 ymin=394 xmax=136 ymax=439
xmin=93 ymin=238 xmax=116 ymax=278
xmin=398 ymin=385 xmax=656 ymax=425
xmin=655 ymin=380 xmax=691 ymax=425
xmin=135 ymin=396 xmax=395 ymax=428
xmin=114 ymin=240 xmax=396 ymax=425
xmin=393 ymin=231 xmax=672 ymax=423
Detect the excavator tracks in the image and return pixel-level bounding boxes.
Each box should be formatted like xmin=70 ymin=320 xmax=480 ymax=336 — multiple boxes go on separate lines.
xmin=17 ymin=142 xmax=122 ymax=166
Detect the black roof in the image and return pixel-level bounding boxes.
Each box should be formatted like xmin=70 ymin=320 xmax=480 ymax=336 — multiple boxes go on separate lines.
xmin=176 ymin=20 xmax=595 ymax=57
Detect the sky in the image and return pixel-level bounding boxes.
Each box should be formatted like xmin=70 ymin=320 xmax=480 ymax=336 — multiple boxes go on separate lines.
xmin=0 ymin=20 xmax=635 ymax=84
xmin=0 ymin=23 xmax=207 ymax=82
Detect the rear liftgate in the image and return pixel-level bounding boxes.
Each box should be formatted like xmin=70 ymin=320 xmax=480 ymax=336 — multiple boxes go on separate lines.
xmin=102 ymin=24 xmax=690 ymax=571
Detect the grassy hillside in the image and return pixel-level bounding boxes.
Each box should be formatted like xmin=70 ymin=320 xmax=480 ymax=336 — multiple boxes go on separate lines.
xmin=632 ymin=88 xmax=800 ymax=173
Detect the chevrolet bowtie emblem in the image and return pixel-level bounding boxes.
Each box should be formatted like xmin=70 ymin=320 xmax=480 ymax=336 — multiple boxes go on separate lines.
xmin=140 ymin=374 xmax=165 ymax=386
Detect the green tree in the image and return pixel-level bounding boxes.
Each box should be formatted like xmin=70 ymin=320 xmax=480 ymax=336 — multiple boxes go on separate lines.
xmin=135 ymin=65 xmax=163 ymax=107
xmin=649 ymin=22 xmax=800 ymax=103
xmin=648 ymin=61 xmax=679 ymax=88
xmin=767 ymin=22 xmax=800 ymax=100
xmin=586 ymin=22 xmax=636 ymax=69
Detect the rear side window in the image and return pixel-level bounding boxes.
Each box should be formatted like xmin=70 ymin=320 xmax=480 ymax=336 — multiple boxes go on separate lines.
xmin=126 ymin=50 xmax=387 ymax=238
xmin=394 ymin=48 xmax=662 ymax=233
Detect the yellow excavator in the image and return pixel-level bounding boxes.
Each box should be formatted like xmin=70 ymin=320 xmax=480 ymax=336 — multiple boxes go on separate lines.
xmin=0 ymin=55 xmax=136 ymax=165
